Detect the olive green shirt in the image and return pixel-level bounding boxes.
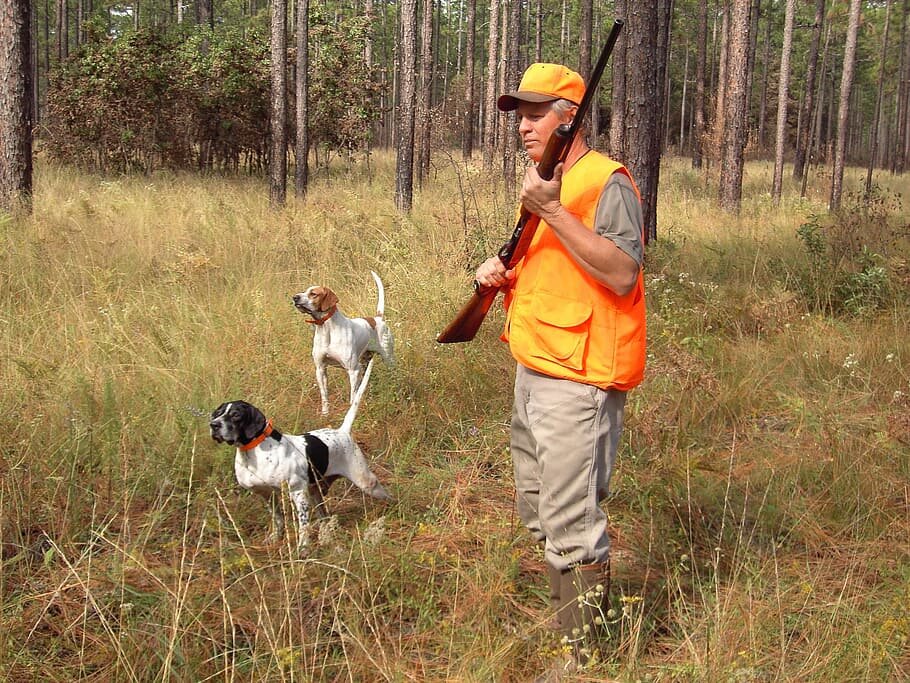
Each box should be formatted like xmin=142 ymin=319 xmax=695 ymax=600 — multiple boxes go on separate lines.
xmin=594 ymin=172 xmax=644 ymax=265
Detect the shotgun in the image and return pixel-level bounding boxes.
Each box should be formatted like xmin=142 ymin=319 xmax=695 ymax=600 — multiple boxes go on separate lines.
xmin=436 ymin=19 xmax=624 ymax=344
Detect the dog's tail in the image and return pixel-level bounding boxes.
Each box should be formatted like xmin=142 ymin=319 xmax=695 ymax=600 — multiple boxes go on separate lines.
xmin=371 ymin=270 xmax=385 ymax=317
xmin=340 ymin=356 xmax=375 ymax=434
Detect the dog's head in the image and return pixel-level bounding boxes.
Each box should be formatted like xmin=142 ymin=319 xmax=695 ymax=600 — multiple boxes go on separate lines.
xmin=292 ymin=286 xmax=339 ymax=320
xmin=210 ymin=401 xmax=268 ymax=446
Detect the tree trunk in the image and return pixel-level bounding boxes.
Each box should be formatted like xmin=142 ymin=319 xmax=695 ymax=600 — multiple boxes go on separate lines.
xmin=713 ymin=1 xmax=729 ymax=155
xmin=0 ymin=0 xmax=33 ymax=213
xmin=462 ymin=0 xmax=476 ymax=160
xmin=898 ymin=0 xmax=910 ymax=173
xmin=718 ymin=0 xmax=751 ymax=213
xmin=195 ymin=0 xmax=213 ymax=28
xmin=793 ymin=0 xmax=825 ymax=181
xmin=579 ymin=0 xmax=593 ymax=135
xmin=417 ymin=0 xmax=433 ymax=186
xmin=771 ymin=0 xmax=795 ymax=205
xmin=56 ymin=0 xmax=68 ymax=61
xmin=624 ymin=0 xmax=668 ymax=242
xmin=30 ymin=0 xmax=38 ymax=125
xmin=502 ymin=0 xmax=519 ymax=196
xmin=534 ymin=0 xmax=543 ymax=62
xmin=692 ymin=0 xmax=707 ymax=168
xmin=269 ymin=0 xmax=288 ymax=207
xmin=745 ymin=0 xmax=761 ymax=143
xmin=482 ymin=0 xmax=499 ymax=170
xmin=757 ymin=4 xmax=771 ymax=149
xmin=579 ymin=0 xmax=593 ymax=78
xmin=560 ymin=0 xmax=568 ymax=62
xmin=802 ymin=25 xmax=832 ymax=196
xmin=495 ymin=2 xmax=506 ymax=164
xmin=609 ymin=0 xmax=627 ymax=161
xmin=830 ymin=0 xmax=862 ymax=212
xmin=657 ymin=0 xmax=673 ymax=158
xmin=680 ymin=43 xmax=689 ymax=152
xmin=866 ymin=0 xmax=892 ymax=195
xmin=395 ymin=0 xmax=417 ymax=212
xmin=295 ymin=0 xmax=309 ymax=198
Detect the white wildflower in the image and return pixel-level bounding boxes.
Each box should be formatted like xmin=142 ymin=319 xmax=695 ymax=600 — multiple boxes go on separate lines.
xmin=363 ymin=516 xmax=386 ymax=546
xmin=317 ymin=515 xmax=340 ymax=547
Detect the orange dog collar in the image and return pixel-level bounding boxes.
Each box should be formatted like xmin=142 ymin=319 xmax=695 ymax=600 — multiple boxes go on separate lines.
xmin=305 ymin=305 xmax=337 ymax=325
xmin=239 ymin=419 xmax=273 ymax=451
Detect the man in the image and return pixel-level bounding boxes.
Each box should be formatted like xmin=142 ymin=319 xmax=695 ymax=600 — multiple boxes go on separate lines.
xmin=475 ymin=63 xmax=646 ymax=668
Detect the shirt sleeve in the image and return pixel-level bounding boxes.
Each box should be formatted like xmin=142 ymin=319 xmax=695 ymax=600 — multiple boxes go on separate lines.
xmin=593 ymin=172 xmax=644 ymax=266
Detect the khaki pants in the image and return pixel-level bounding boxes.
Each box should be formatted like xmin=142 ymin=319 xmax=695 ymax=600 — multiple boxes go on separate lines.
xmin=511 ymin=364 xmax=626 ymax=572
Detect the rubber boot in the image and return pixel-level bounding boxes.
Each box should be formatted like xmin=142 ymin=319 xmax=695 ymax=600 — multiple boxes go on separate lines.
xmin=534 ymin=563 xmax=576 ymax=683
xmin=546 ymin=562 xmax=562 ymax=630
xmin=558 ymin=561 xmax=611 ymax=666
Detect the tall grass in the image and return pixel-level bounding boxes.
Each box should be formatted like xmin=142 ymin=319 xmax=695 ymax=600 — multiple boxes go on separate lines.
xmin=0 ymin=154 xmax=907 ymax=681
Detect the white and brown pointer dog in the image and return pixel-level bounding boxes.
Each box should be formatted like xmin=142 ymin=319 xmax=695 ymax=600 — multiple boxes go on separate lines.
xmin=292 ymin=271 xmax=395 ymax=416
xmin=210 ymin=358 xmax=390 ymax=551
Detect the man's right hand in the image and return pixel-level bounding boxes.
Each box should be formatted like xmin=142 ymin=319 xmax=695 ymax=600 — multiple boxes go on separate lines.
xmin=475 ymin=256 xmax=516 ymax=289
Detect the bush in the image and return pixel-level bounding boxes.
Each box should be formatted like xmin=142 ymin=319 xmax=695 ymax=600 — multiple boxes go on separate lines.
xmin=43 ymin=18 xmax=383 ymax=174
xmin=44 ymin=29 xmax=185 ymax=172
xmin=794 ymin=186 xmax=910 ymax=315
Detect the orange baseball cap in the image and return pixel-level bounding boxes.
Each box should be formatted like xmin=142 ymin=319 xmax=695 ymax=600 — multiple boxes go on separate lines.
xmin=497 ymin=63 xmax=586 ymax=111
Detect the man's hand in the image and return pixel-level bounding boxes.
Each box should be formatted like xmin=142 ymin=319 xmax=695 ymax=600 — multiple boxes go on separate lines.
xmin=475 ymin=255 xmax=516 ymax=289
xmin=520 ymin=162 xmax=564 ymax=221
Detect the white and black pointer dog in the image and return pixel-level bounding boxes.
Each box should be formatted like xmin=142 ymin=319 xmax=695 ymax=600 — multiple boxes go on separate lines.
xmin=210 ymin=358 xmax=390 ymax=550
xmin=292 ymin=270 xmax=395 ymax=416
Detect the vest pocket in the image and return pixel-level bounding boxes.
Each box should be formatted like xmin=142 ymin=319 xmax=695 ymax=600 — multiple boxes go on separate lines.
xmin=522 ymin=292 xmax=592 ymax=371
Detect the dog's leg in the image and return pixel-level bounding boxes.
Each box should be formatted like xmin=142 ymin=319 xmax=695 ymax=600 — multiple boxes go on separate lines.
xmin=375 ymin=320 xmax=396 ymax=367
xmin=347 ymin=365 xmax=362 ymax=406
xmin=268 ymin=493 xmax=286 ymax=542
xmin=315 ymin=361 xmax=330 ymax=416
xmin=289 ymin=488 xmax=310 ymax=551
xmin=308 ymin=482 xmax=328 ymax=520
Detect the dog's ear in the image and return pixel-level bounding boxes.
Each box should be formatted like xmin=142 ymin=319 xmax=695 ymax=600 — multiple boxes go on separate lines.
xmin=310 ymin=287 xmax=326 ymax=309
xmin=318 ymin=287 xmax=339 ymax=311
xmin=238 ymin=402 xmax=268 ymax=443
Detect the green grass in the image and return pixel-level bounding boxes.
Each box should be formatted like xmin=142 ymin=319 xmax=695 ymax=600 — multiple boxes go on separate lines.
xmin=1 ymin=154 xmax=908 ymax=681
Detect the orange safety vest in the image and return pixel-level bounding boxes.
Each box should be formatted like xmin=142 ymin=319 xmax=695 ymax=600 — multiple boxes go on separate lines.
xmin=502 ymin=151 xmax=646 ymax=391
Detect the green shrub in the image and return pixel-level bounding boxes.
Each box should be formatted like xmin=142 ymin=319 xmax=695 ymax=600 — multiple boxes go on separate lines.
xmin=794 ymin=186 xmax=909 ymax=315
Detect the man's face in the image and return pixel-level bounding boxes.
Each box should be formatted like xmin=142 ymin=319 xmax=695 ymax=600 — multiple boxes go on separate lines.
xmin=516 ymin=101 xmax=574 ymax=162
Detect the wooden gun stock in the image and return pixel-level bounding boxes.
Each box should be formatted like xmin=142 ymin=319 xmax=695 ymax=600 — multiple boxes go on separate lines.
xmin=436 ymin=19 xmax=623 ymax=345
xmin=434 ymin=283 xmax=500 ymax=344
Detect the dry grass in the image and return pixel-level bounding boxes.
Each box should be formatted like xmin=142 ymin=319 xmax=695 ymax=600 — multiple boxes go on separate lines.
xmin=0 ymin=153 xmax=908 ymax=681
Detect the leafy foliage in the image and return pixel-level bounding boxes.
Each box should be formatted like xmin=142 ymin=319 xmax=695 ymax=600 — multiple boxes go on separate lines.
xmin=305 ymin=9 xmax=384 ymax=155
xmin=795 ymin=187 xmax=910 ymax=315
xmin=44 ymin=29 xmax=184 ymax=172
xmin=43 ymin=19 xmax=383 ymax=174
xmin=173 ymin=26 xmax=272 ymax=172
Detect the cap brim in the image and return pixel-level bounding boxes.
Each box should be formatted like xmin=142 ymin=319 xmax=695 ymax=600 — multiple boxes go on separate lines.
xmin=497 ymin=91 xmax=559 ymax=111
